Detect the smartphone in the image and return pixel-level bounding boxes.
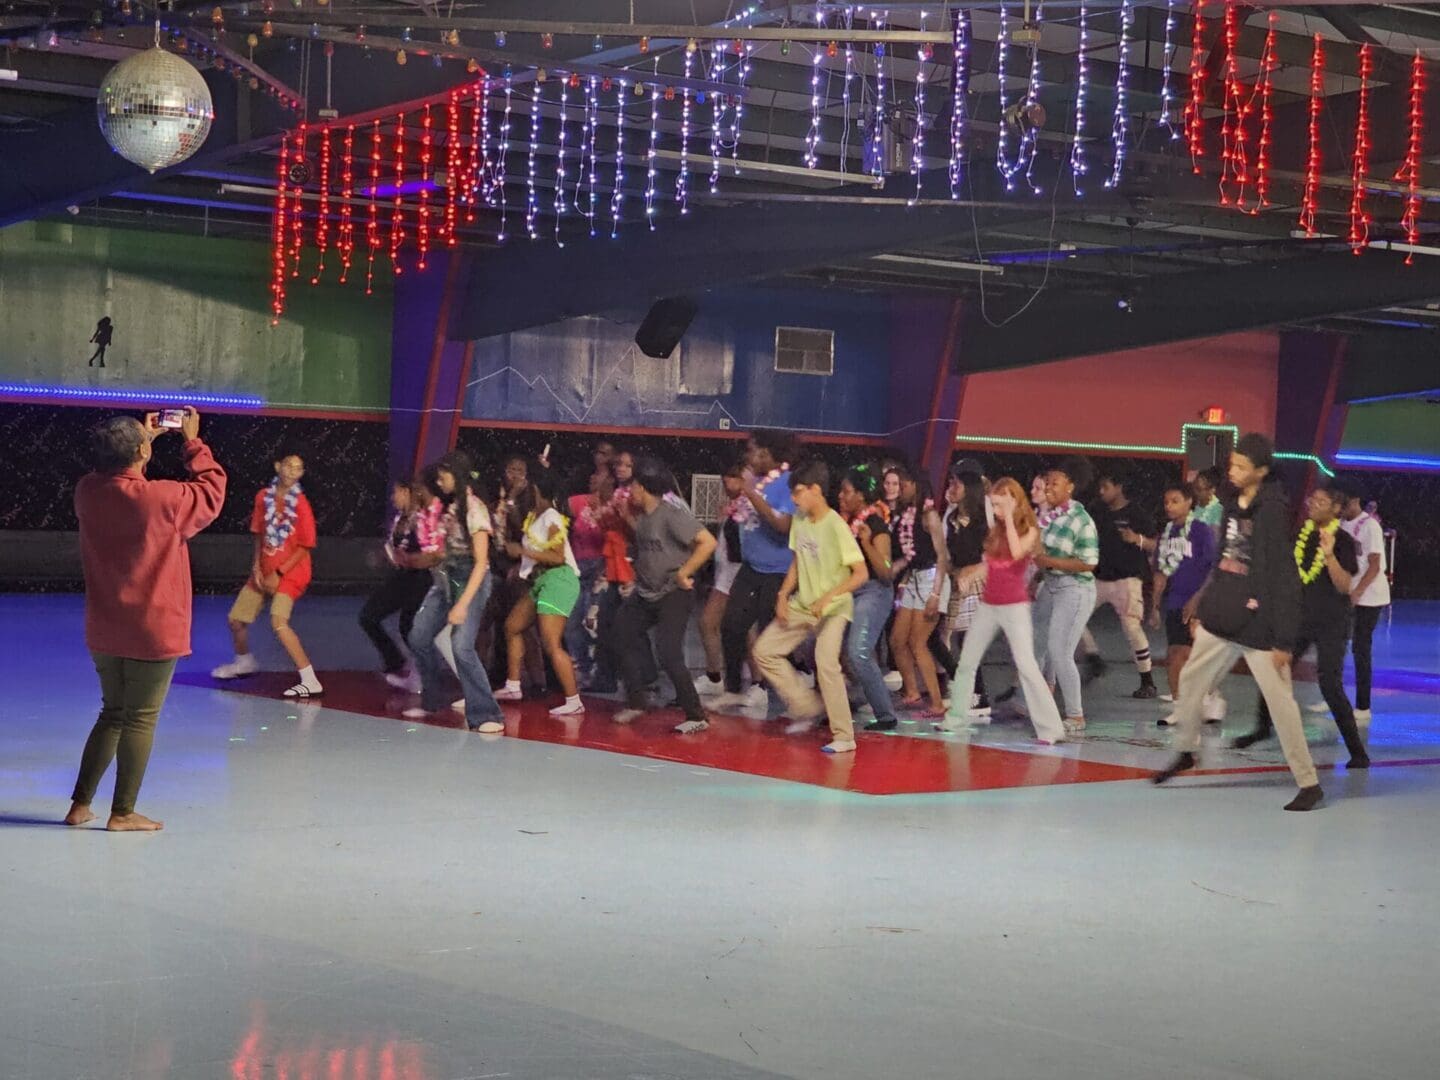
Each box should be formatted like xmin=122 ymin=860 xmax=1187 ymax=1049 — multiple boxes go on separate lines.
xmin=158 ymin=408 xmax=186 ymax=429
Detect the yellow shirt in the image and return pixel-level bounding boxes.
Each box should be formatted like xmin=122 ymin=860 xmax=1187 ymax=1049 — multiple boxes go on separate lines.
xmin=788 ymin=507 xmax=864 ymax=620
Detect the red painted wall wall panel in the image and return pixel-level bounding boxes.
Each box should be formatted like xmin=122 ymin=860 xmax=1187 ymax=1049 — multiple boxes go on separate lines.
xmin=954 ymin=331 xmax=1280 ymax=447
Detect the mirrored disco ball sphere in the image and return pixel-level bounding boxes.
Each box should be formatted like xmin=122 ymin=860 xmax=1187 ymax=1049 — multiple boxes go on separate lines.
xmin=97 ymin=47 xmax=214 ymax=174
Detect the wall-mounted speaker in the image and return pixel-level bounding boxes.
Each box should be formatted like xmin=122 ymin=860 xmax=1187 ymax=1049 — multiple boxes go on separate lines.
xmin=635 ymin=296 xmax=698 ymax=359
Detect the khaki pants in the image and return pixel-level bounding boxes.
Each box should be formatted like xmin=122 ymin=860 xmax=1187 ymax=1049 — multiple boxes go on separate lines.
xmin=753 ymin=609 xmax=854 ymax=743
xmin=1173 ymin=625 xmax=1318 ymax=788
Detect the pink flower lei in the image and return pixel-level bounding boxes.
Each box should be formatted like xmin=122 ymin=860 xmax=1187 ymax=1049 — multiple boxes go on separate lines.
xmin=730 ymin=463 xmax=790 ymax=525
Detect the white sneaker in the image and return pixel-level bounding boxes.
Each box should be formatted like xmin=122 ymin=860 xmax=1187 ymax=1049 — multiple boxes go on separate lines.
xmin=882 ymin=671 xmax=903 ymax=692
xmin=451 ymin=699 xmax=466 ymax=712
xmin=474 ymin=720 xmax=505 ymax=734
xmin=1159 ymin=693 xmax=1175 ymax=704
xmin=614 ymin=708 xmax=643 ymax=724
xmin=740 ymin=684 xmax=770 ymax=711
xmin=1354 ymin=708 xmax=1373 ymax=722
xmin=693 ymin=675 xmax=726 ymax=697
xmin=784 ymin=717 xmax=818 ymax=735
xmin=1202 ymin=691 xmax=1227 ymax=723
xmin=402 ymin=707 xmax=428 ymax=719
xmin=674 ymin=718 xmax=709 ymax=734
xmin=1305 ymin=701 xmax=1331 ymax=714
xmin=1158 ymin=713 xmax=1177 ymax=727
xmin=384 ymin=669 xmax=413 ymax=691
xmin=494 ymin=685 xmax=523 ymax=702
xmin=549 ymin=697 xmax=586 ymax=717
xmin=211 ymin=655 xmax=259 ymax=680
xmin=821 ymin=739 xmax=856 ymax=754
xmin=970 ymin=694 xmax=993 ymax=719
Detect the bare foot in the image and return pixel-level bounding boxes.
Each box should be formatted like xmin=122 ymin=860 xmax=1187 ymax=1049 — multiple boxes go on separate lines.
xmin=106 ymin=812 xmax=164 ymax=833
xmin=64 ymin=803 xmax=96 ymax=827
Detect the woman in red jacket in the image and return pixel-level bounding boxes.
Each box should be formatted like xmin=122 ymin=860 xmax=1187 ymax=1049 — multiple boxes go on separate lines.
xmin=66 ymin=408 xmax=226 ymax=832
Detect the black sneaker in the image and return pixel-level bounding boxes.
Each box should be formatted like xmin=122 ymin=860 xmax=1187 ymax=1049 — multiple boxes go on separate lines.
xmin=1152 ymin=751 xmax=1196 ymax=785
xmin=1082 ymin=655 xmax=1107 ymax=684
xmin=994 ymin=687 xmax=1018 ymax=705
xmin=864 ymin=718 xmax=899 ymax=732
xmin=1284 ymin=785 xmax=1324 ymax=811
xmin=1346 ymin=754 xmax=1371 ymax=769
xmin=1230 ymin=728 xmax=1272 ymax=750
xmin=1132 ymin=683 xmax=1160 ymax=700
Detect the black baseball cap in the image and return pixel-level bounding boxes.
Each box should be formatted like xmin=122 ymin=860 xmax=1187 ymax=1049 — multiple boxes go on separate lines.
xmin=950 ymin=457 xmax=986 ymax=480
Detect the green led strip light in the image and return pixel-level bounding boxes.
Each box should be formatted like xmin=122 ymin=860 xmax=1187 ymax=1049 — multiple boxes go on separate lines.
xmin=953 ymin=423 xmax=1335 ymax=478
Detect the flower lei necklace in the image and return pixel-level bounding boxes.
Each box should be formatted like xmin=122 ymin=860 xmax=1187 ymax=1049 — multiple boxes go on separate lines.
xmin=730 ymin=464 xmax=789 ymax=526
xmin=1156 ymin=514 xmax=1194 ymax=577
xmin=845 ymin=500 xmax=891 ymax=538
xmin=1294 ymin=519 xmax=1338 ymax=585
xmin=263 ymin=479 xmax=301 ymax=552
xmin=895 ymin=499 xmax=933 ymax=558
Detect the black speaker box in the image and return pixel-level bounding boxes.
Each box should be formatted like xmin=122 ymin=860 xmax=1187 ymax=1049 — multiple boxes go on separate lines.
xmin=635 ymin=296 xmax=698 ymax=359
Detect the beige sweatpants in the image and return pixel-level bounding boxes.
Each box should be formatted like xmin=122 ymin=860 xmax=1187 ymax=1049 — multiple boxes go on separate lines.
xmin=753 ymin=609 xmax=854 ymax=743
xmin=1172 ymin=625 xmax=1318 ymax=789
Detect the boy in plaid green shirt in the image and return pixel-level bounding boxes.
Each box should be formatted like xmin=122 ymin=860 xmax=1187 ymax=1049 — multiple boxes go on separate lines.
xmin=1040 ymin=500 xmax=1100 ymax=583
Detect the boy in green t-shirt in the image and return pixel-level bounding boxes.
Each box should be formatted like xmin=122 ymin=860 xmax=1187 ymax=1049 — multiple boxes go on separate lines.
xmin=752 ymin=460 xmax=869 ymax=754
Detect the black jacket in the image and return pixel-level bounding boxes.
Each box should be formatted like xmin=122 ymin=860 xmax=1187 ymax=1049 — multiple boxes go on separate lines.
xmin=1196 ymin=477 xmax=1301 ymax=652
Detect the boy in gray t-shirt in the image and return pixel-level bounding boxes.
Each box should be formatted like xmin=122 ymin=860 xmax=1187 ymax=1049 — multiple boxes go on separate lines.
xmin=614 ymin=461 xmax=717 ymax=732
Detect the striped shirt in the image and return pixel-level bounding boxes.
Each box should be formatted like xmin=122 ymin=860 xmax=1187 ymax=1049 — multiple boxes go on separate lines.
xmin=1041 ymin=500 xmax=1100 ymax=583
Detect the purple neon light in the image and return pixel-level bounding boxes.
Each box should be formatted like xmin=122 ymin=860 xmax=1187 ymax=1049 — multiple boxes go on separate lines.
xmin=0 ymin=382 xmax=263 ymax=408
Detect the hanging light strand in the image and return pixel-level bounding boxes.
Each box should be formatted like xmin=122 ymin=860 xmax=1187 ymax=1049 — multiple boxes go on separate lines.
xmin=554 ymin=73 xmax=570 ymax=240
xmin=948 ymin=10 xmax=970 ymax=200
xmin=1159 ymin=0 xmax=1180 ymax=138
xmin=312 ymin=126 xmax=331 ymax=284
xmin=469 ymin=77 xmax=486 ymax=218
xmin=1349 ymin=44 xmax=1373 ymax=255
xmin=709 ymin=44 xmax=726 ymax=192
xmin=1218 ymin=1 xmax=1248 ymax=208
xmin=585 ymin=76 xmax=600 ymax=237
xmin=270 ymin=131 xmax=289 ymax=323
xmin=444 ymin=93 xmax=461 ymax=245
xmin=910 ymin=40 xmax=927 ymax=202
xmin=417 ymin=103 xmax=433 ymax=269
xmin=678 ymin=46 xmax=695 ymax=214
xmin=871 ymin=13 xmax=887 ymax=177
xmin=1397 ymin=50 xmax=1425 ymax=261
xmin=1252 ymin=15 xmax=1276 ymax=213
xmin=611 ymin=79 xmax=627 ymax=237
xmin=995 ymin=5 xmax=1010 ymax=183
xmin=805 ymin=8 xmax=825 ymax=167
xmin=732 ymin=41 xmax=753 ymax=173
xmin=525 ymin=81 xmax=543 ymax=240
xmin=645 ymin=84 xmax=660 ymax=228
xmin=1298 ymin=35 xmax=1325 ymax=237
xmin=1105 ymin=0 xmax=1132 ymax=189
xmin=339 ymin=124 xmax=356 ymax=278
xmin=389 ymin=112 xmax=405 ymax=273
xmin=289 ymin=123 xmax=306 ymax=278
xmin=1185 ymin=0 xmax=1206 ymax=173
xmin=1071 ymin=3 xmax=1090 ymax=194
xmin=497 ymin=76 xmax=512 ymax=241
xmin=366 ymin=118 xmax=381 ymax=294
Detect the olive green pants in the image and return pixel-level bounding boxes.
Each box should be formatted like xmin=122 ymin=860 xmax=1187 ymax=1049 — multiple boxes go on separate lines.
xmin=72 ymin=653 xmax=178 ymax=817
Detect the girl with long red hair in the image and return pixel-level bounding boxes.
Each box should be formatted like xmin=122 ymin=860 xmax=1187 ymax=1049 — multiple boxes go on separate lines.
xmin=939 ymin=477 xmax=1066 ymax=744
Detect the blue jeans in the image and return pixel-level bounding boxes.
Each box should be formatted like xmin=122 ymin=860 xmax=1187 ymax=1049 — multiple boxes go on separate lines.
xmin=1033 ymin=575 xmax=1096 ymax=718
xmin=847 ymin=580 xmax=896 ymax=725
xmin=408 ymin=565 xmax=501 ymax=728
xmin=564 ymin=556 xmax=605 ymax=682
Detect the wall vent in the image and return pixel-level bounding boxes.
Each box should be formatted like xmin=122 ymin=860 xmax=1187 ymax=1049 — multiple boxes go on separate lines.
xmin=774 ymin=326 xmax=834 ymax=376
xmin=689 ymin=473 xmax=724 ymax=523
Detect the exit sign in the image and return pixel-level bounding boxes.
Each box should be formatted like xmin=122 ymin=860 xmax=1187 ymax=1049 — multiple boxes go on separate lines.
xmin=1204 ymin=407 xmax=1228 ymax=425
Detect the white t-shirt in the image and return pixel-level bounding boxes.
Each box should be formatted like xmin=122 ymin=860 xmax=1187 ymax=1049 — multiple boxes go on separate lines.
xmin=1342 ymin=513 xmax=1391 ymax=608
xmin=519 ymin=507 xmax=580 ymax=578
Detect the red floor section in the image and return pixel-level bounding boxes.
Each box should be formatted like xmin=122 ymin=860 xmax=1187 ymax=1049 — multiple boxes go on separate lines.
xmin=174 ymin=670 xmax=1157 ymax=796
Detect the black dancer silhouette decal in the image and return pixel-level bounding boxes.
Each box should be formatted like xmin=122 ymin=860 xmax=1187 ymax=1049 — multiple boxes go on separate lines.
xmin=88 ymin=317 xmax=114 ymax=368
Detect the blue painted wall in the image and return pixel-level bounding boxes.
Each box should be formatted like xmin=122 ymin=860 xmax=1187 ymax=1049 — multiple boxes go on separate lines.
xmin=461 ymin=284 xmax=892 ymax=436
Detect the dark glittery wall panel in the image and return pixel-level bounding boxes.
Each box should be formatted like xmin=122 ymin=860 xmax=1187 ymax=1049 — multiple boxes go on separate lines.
xmin=0 ymin=403 xmax=389 ymax=536
xmin=1333 ymin=471 xmax=1440 ymax=600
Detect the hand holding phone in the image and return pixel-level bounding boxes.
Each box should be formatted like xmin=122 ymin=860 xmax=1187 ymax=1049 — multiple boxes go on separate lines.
xmin=158 ymin=409 xmax=186 ymax=429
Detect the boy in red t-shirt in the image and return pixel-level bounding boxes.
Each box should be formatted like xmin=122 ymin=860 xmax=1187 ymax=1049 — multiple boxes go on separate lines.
xmin=211 ymin=448 xmax=322 ymax=696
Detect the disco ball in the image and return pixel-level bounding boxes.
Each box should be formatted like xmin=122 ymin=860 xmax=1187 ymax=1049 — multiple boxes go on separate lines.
xmin=97 ymin=47 xmax=215 ymax=174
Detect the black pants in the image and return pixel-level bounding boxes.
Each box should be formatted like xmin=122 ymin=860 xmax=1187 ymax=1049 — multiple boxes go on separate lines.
xmin=1254 ymin=631 xmax=1367 ymax=760
xmin=721 ymin=564 xmax=786 ymax=693
xmin=359 ymin=567 xmax=433 ymax=672
xmin=1351 ymin=605 xmax=1384 ymax=710
xmin=615 ymin=589 xmax=702 ymax=720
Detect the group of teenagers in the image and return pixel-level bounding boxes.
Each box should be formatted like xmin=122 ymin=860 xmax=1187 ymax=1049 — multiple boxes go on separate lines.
xmin=212 ymin=423 xmax=1390 ymax=798
xmin=63 ymin=409 xmax=1392 ymax=831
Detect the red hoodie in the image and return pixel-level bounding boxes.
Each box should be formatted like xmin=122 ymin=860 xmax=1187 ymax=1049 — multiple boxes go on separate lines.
xmin=75 ymin=439 xmax=228 ymax=661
